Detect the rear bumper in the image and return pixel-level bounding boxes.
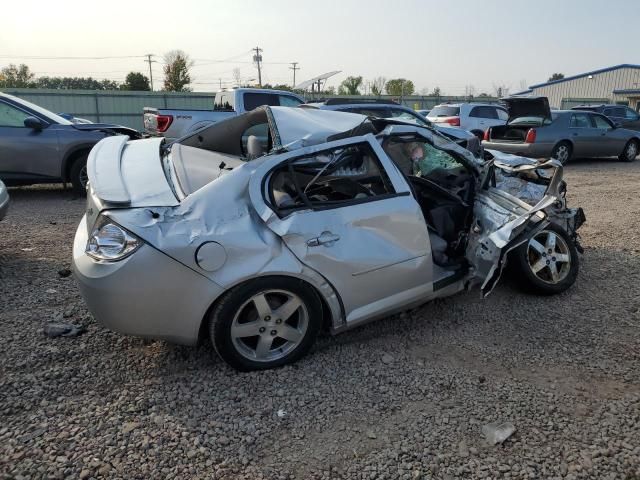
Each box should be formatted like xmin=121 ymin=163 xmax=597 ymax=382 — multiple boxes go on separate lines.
xmin=481 ymin=141 xmax=553 ymax=158
xmin=72 ymin=216 xmax=224 ymax=345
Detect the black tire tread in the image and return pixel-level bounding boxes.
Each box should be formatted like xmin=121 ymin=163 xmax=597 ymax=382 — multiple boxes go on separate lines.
xmin=69 ymin=153 xmax=89 ymax=195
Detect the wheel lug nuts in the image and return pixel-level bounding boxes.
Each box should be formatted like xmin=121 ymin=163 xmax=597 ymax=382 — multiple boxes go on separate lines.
xmin=270 ymin=330 xmax=277 ymax=336
xmin=264 ymin=316 xmax=271 ymax=321
xmin=275 ymin=319 xmax=282 ymax=324
xmin=259 ymin=327 xmax=266 ymax=333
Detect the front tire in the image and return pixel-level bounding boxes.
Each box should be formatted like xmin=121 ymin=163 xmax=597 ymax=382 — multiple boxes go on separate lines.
xmin=511 ymin=223 xmax=579 ymax=295
xmin=209 ymin=277 xmax=322 ymax=371
xmin=619 ymin=139 xmax=638 ymax=162
xmin=69 ymin=154 xmax=89 ymax=195
xmin=551 ymin=141 xmax=572 ymax=165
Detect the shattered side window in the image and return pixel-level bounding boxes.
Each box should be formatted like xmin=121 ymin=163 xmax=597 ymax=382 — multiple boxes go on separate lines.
xmin=383 ymin=137 xmax=465 ymax=177
xmin=269 ymin=143 xmax=395 ymax=213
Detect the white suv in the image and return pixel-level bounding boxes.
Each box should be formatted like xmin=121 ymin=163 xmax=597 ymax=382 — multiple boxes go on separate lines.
xmin=427 ymin=103 xmax=508 ymax=139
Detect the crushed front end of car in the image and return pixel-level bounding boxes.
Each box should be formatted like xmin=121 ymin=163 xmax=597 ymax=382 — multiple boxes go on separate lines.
xmin=466 ymin=149 xmax=585 ymax=295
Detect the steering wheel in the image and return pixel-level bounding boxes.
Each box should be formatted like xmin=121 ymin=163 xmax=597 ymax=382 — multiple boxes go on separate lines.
xmin=305 ymin=177 xmax=375 ymax=199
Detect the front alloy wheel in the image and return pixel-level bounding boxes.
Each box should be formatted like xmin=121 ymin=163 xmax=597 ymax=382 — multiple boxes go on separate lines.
xmin=210 ymin=277 xmax=322 ymax=370
xmin=527 ymin=230 xmax=571 ymax=284
xmin=510 ymin=223 xmax=579 ymax=295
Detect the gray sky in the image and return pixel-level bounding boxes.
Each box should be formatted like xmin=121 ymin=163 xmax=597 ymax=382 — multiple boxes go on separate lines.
xmin=2 ymin=0 xmax=638 ymax=94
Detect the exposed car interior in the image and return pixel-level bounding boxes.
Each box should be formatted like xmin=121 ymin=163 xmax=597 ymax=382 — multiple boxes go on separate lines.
xmin=179 ymin=108 xmax=273 ymax=158
xmin=382 ymin=136 xmax=475 ymax=267
xmin=269 ymin=143 xmax=394 ymax=212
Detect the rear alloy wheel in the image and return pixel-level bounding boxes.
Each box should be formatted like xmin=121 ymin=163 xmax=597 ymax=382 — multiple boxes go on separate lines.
xmin=619 ymin=139 xmax=638 ymax=162
xmin=210 ymin=277 xmax=322 ymax=371
xmin=69 ymin=154 xmax=89 ymax=195
xmin=551 ymin=142 xmax=572 ymax=165
xmin=511 ymin=224 xmax=579 ymax=295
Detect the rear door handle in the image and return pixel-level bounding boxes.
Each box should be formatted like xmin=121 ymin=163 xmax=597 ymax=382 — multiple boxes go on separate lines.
xmin=307 ymin=231 xmax=340 ymax=247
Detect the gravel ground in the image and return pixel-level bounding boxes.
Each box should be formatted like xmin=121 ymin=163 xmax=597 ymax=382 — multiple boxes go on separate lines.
xmin=1 ymin=158 xmax=639 ymax=480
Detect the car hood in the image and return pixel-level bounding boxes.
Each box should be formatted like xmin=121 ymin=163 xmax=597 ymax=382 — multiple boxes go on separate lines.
xmin=72 ymin=123 xmax=141 ymax=138
xmin=502 ymin=96 xmax=552 ymax=123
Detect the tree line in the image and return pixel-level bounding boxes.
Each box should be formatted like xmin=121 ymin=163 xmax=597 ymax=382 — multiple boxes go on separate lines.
xmin=0 ymin=63 xmax=153 ymax=91
xmin=0 ymin=50 xmax=194 ymax=92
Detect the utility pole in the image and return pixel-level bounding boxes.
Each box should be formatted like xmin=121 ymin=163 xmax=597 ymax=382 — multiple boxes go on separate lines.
xmin=253 ymin=46 xmax=263 ymax=87
xmin=145 ymin=54 xmax=155 ymax=91
xmin=289 ymin=62 xmax=300 ymax=88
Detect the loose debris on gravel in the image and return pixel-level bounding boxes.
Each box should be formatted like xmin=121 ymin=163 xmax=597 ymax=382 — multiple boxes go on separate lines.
xmin=1 ymin=160 xmax=640 ymax=479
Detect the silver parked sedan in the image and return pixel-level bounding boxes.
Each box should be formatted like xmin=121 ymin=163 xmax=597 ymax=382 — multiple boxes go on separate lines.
xmin=483 ymin=97 xmax=640 ymax=163
xmin=73 ymin=107 xmax=585 ymax=370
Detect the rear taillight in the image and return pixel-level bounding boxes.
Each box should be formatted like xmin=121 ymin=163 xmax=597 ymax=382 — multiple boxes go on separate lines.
xmin=483 ymin=128 xmax=491 ymax=141
xmin=525 ymin=128 xmax=537 ymax=143
xmin=444 ymin=117 xmax=460 ymax=126
xmin=156 ymin=114 xmax=174 ymax=133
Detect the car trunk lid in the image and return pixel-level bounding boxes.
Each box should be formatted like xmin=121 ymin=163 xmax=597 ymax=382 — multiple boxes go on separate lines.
xmin=87 ymin=136 xmax=178 ymax=208
xmin=502 ymin=97 xmax=552 ymax=125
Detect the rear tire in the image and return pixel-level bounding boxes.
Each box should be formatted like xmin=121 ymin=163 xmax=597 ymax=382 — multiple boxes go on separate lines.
xmin=619 ymin=139 xmax=638 ymax=162
xmin=551 ymin=141 xmax=572 ymax=165
xmin=69 ymin=154 xmax=89 ymax=195
xmin=510 ymin=223 xmax=579 ymax=295
xmin=209 ymin=277 xmax=322 ymax=371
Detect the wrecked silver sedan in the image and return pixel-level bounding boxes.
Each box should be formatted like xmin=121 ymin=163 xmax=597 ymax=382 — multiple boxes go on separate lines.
xmin=72 ymin=107 xmax=585 ymax=370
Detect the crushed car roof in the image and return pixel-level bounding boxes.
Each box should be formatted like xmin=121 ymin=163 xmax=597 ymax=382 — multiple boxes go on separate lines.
xmin=269 ymin=106 xmax=368 ymax=148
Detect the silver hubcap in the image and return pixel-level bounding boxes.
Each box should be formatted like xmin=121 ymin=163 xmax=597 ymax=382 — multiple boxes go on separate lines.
xmin=79 ymin=165 xmax=89 ymax=187
xmin=626 ymin=142 xmax=637 ymax=160
xmin=527 ymin=230 xmax=571 ymax=284
xmin=554 ymin=145 xmax=569 ymax=163
xmin=230 ymin=289 xmax=308 ymax=363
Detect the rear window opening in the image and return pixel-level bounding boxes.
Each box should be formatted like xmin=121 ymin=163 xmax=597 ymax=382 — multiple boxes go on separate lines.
xmin=428 ymin=106 xmax=461 ymax=117
xmin=243 ymin=93 xmax=303 ymax=111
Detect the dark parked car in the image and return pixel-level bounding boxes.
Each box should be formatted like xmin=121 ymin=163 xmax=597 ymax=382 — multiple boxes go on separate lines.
xmin=483 ymin=97 xmax=640 ymax=163
xmin=571 ymin=104 xmax=640 ymax=132
xmin=0 ymin=93 xmax=140 ymax=192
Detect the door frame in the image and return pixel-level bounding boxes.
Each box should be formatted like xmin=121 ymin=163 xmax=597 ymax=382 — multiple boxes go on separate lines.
xmin=248 ymin=133 xmax=437 ymax=325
